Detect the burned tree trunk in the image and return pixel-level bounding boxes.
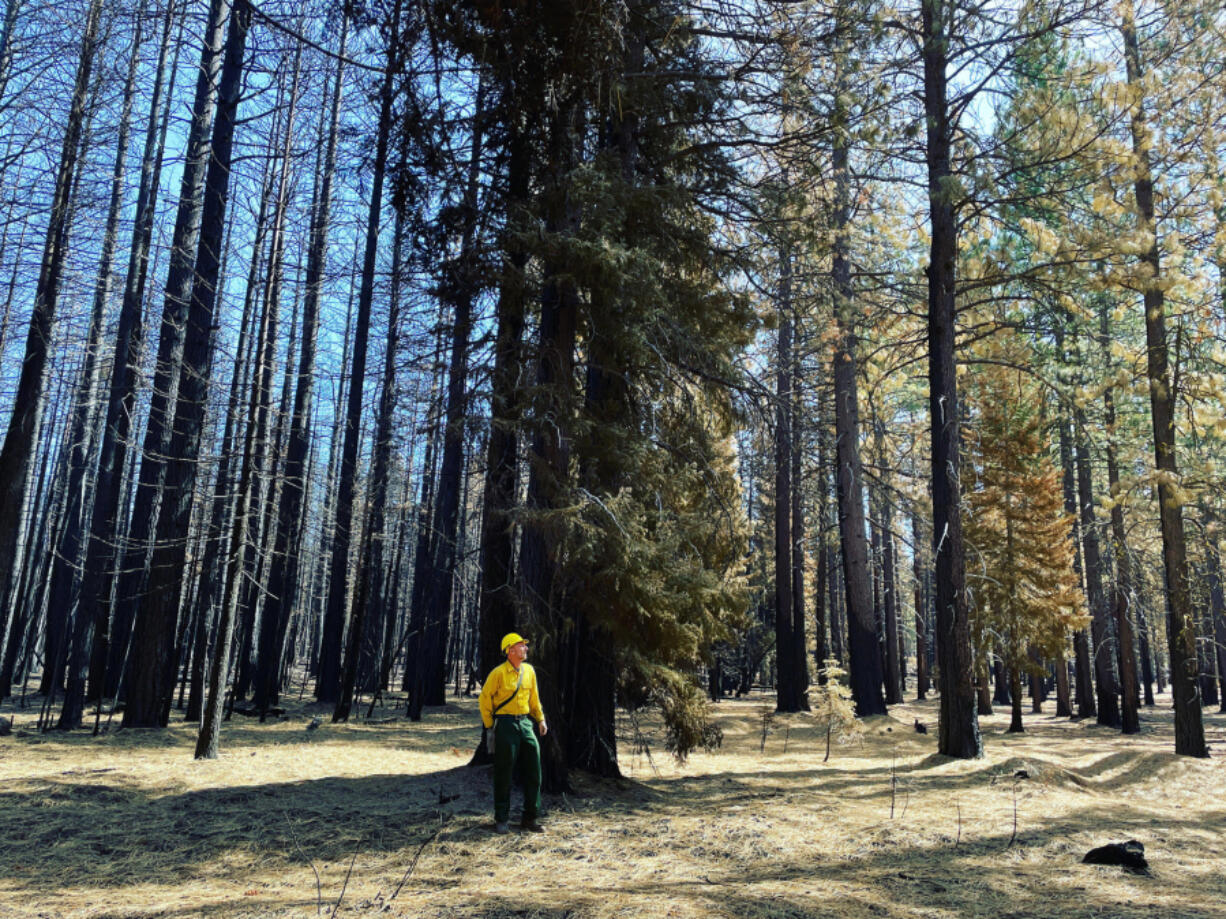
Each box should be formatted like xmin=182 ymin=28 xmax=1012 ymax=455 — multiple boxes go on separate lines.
xmin=76 ymin=0 xmax=182 ymax=706
xmin=58 ymin=5 xmax=148 ymax=728
xmin=416 ymin=76 xmax=488 ymax=713
xmin=1074 ymin=411 xmax=1120 ymax=729
xmin=1122 ymin=9 xmax=1205 ymax=757
xmin=774 ymin=245 xmax=800 ymax=712
xmin=923 ymin=0 xmax=980 ymax=757
xmin=0 ymin=0 xmax=103 ymax=668
xmin=317 ymin=0 xmax=402 ymax=705
xmin=109 ymin=0 xmax=233 ymax=702
xmin=257 ymin=19 xmax=346 ymax=711
xmin=124 ymin=0 xmax=249 ymax=728
xmin=335 ymin=211 xmax=404 ymax=723
xmin=831 ymin=76 xmax=884 ymax=718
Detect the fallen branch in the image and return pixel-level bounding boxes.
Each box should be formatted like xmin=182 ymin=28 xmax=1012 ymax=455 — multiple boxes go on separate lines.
xmin=890 ymin=752 xmax=897 ymax=819
xmin=230 ymin=706 xmax=285 ymax=718
xmin=281 ymin=811 xmax=322 ymax=916
xmin=331 ymin=847 xmax=360 ymax=916
xmin=389 ymin=824 xmax=445 ymax=901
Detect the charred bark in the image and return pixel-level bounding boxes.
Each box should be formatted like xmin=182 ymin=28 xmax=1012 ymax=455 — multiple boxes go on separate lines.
xmin=124 ymin=0 xmax=248 ymax=728
xmin=1074 ymin=411 xmax=1120 ymax=728
xmin=58 ymin=5 xmax=148 ymax=727
xmin=317 ymin=0 xmax=403 ymax=704
xmin=1122 ymin=11 xmax=1206 ymax=756
xmin=0 ymin=0 xmax=104 ymax=674
xmin=831 ymin=87 xmax=884 ymax=718
xmin=923 ymin=0 xmax=980 ymax=757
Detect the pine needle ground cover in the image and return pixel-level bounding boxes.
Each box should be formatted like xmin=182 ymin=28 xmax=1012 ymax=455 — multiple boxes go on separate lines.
xmin=1 ymin=695 xmax=1223 ymax=919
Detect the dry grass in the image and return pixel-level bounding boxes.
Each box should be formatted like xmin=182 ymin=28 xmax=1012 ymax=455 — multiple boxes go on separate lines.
xmin=1 ymin=689 xmax=1224 ymax=919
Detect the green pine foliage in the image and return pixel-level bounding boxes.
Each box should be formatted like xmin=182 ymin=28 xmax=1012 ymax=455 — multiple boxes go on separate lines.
xmin=514 ymin=1 xmax=756 ymax=760
xmin=572 ymin=390 xmax=751 ymax=758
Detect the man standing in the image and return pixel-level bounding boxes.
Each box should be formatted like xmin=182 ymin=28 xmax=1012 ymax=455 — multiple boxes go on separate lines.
xmin=479 ymin=632 xmax=548 ymax=834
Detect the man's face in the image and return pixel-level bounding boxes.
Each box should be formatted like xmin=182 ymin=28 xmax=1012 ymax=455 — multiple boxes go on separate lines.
xmin=507 ymin=641 xmax=528 ymax=667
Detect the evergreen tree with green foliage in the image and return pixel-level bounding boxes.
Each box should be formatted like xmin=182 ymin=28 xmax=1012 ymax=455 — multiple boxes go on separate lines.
xmin=525 ymin=0 xmax=755 ymax=784
xmin=441 ymin=0 xmax=754 ymax=787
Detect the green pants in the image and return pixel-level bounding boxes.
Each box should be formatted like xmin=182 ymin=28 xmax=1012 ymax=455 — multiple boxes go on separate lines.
xmin=493 ymin=715 xmax=541 ymax=823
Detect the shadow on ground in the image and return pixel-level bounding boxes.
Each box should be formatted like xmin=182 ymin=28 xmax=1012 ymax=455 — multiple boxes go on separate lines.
xmin=0 ymin=697 xmax=1223 ymax=918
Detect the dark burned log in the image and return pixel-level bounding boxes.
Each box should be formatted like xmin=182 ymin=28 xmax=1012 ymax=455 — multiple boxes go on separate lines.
xmin=230 ymin=706 xmax=285 ymax=718
xmin=1083 ymin=840 xmax=1148 ymax=872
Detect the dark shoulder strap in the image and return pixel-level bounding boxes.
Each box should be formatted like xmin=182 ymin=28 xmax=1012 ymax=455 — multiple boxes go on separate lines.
xmin=491 ymin=667 xmax=523 ymax=716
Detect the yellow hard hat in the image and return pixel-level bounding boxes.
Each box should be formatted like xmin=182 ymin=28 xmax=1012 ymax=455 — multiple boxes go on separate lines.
xmin=501 ymin=632 xmax=528 ymax=654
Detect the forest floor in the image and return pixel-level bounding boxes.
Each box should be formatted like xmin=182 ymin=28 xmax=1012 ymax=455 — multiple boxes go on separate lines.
xmin=1 ymin=687 xmax=1224 ymax=919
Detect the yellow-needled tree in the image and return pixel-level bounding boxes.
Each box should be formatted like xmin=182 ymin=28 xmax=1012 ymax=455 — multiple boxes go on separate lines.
xmin=963 ymin=339 xmax=1088 ymax=734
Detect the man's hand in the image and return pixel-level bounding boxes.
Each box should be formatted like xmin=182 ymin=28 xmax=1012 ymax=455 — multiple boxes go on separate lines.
xmin=538 ymin=720 xmax=548 ymax=737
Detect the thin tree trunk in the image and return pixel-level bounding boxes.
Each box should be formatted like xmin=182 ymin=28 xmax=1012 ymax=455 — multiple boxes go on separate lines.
xmin=0 ymin=0 xmax=103 ymax=655
xmin=871 ymin=517 xmax=883 ymax=682
xmin=317 ymin=0 xmax=402 ymax=704
xmin=1054 ymin=646 xmax=1072 ymax=717
xmin=895 ymin=553 xmax=907 ymax=693
xmin=829 ymin=531 xmax=846 ymax=667
xmin=188 ymin=159 xmax=272 ymax=721
xmin=4 ymin=376 xmax=60 ymax=700
xmin=418 ymin=74 xmax=487 ymax=712
xmin=1100 ymin=314 xmax=1140 ymax=733
xmin=1206 ymin=519 xmax=1226 ymax=715
xmin=233 ymin=109 xmax=289 ymax=717
xmin=814 ymin=415 xmax=831 ymax=681
xmin=404 ymin=363 xmax=443 ymax=706
xmin=335 ymin=208 xmax=404 ymax=722
xmin=1029 ymin=647 xmax=1045 ymax=713
xmin=125 ymin=0 xmax=248 ymax=728
xmin=0 ymin=0 xmax=22 ymax=111
xmin=310 ymin=245 xmax=360 ymax=680
xmin=879 ymin=447 xmax=902 ymax=705
xmin=38 ymin=53 xmax=112 ymax=696
xmin=1057 ymin=414 xmax=1094 ymax=719
xmin=0 ymin=151 xmax=28 ymax=362
xmin=257 ymin=19 xmax=347 ymax=713
xmin=775 ymin=243 xmax=798 ymax=712
xmin=912 ymin=511 xmax=929 ymax=700
xmin=191 ymin=0 xmax=256 ymax=757
xmin=57 ymin=4 xmax=148 ymax=727
xmin=790 ymin=344 xmax=808 ymax=702
xmin=1194 ymin=568 xmax=1218 ymax=708
xmin=108 ymin=0 xmax=232 ymax=697
xmin=379 ymin=470 xmax=415 ymax=692
xmin=235 ymin=40 xmax=304 ymax=703
xmin=78 ymin=0 xmax=182 ymax=704
xmin=1136 ymin=592 xmax=1156 ymax=705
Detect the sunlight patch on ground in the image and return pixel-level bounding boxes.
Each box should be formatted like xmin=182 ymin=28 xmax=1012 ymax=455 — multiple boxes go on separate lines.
xmin=1 ymin=691 xmax=1224 ymax=918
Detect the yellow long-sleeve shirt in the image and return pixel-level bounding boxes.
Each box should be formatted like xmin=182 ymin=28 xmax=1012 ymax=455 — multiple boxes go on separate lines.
xmin=479 ymin=661 xmax=545 ymax=729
